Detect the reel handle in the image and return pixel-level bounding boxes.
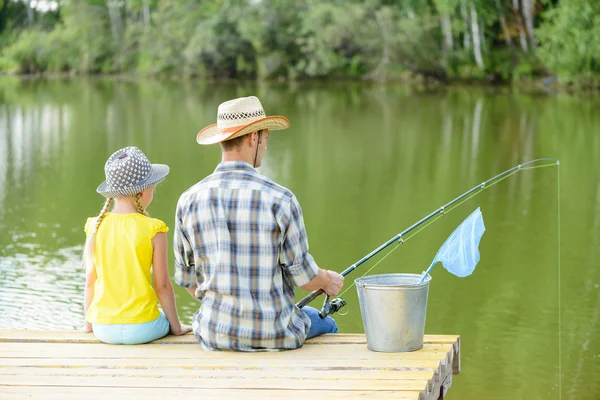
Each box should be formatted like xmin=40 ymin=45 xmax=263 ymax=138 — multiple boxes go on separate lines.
xmin=319 ymin=295 xmax=331 ymax=319
xmin=319 ymin=296 xmax=347 ymax=319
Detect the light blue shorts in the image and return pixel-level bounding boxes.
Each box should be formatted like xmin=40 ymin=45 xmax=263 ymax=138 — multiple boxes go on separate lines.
xmin=92 ymin=310 xmax=170 ymax=345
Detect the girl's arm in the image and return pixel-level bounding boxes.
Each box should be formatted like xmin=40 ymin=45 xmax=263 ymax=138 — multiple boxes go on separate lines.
xmin=152 ymin=232 xmax=191 ymax=336
xmin=83 ymin=238 xmax=96 ymax=332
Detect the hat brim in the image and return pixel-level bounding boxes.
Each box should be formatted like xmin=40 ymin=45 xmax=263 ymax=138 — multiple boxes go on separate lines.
xmin=96 ymin=164 xmax=170 ymax=198
xmin=196 ymin=116 xmax=290 ymax=145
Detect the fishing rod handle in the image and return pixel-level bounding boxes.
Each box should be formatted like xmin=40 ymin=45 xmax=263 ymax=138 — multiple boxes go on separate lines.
xmin=297 ymin=268 xmax=347 ymax=308
xmin=296 ymin=288 xmax=324 ymax=309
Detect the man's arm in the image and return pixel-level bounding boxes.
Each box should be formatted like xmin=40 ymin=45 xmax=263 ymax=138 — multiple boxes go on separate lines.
xmin=280 ymin=196 xmax=344 ymax=295
xmin=173 ymin=204 xmax=201 ymax=300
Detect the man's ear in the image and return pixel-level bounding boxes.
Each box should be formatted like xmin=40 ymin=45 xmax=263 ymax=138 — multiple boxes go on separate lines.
xmin=248 ymin=132 xmax=257 ymax=146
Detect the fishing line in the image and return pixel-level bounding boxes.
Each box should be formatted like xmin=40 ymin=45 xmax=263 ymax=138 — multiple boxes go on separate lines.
xmin=337 ymin=304 xmax=350 ymax=316
xmin=335 ymin=162 xmax=559 ymax=299
xmin=557 ymin=161 xmax=562 ymax=400
xmin=337 ymin=243 xmax=403 ymax=298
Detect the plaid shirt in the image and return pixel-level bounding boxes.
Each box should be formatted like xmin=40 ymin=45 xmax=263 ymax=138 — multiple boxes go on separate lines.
xmin=174 ymin=161 xmax=319 ymax=351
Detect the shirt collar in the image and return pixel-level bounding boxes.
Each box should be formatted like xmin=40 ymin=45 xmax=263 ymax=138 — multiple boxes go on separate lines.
xmin=215 ymin=160 xmax=257 ymax=173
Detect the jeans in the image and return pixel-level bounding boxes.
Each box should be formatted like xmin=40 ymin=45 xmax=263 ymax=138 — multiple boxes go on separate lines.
xmin=93 ymin=310 xmax=170 ymax=345
xmin=302 ymin=306 xmax=339 ymax=339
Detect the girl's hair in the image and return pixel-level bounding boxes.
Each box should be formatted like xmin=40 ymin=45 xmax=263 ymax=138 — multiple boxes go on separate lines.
xmin=83 ymin=198 xmax=113 ymax=273
xmin=134 ymin=193 xmax=149 ymax=216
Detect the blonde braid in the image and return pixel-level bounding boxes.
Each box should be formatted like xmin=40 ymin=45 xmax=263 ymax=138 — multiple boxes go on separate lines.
xmin=134 ymin=193 xmax=149 ymax=216
xmin=84 ymin=198 xmax=113 ymax=272
xmin=94 ymin=198 xmax=113 ymax=234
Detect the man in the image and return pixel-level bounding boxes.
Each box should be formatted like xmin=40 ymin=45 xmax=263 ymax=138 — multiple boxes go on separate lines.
xmin=174 ymin=96 xmax=344 ymax=351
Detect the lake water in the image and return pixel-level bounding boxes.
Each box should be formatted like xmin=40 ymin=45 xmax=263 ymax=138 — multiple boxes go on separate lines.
xmin=0 ymin=77 xmax=598 ymax=399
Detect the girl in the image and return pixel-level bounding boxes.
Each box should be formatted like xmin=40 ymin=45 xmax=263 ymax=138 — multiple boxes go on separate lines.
xmin=83 ymin=146 xmax=190 ymax=344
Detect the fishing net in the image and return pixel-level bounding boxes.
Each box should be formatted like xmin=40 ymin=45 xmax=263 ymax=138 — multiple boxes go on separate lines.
xmin=428 ymin=207 xmax=486 ymax=278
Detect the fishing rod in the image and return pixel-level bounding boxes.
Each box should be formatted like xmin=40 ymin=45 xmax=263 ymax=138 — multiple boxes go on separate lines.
xmin=296 ymin=158 xmax=559 ymax=318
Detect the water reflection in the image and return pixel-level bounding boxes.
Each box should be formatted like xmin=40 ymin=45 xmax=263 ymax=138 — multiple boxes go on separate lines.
xmin=0 ymin=78 xmax=599 ymax=399
xmin=0 ymin=244 xmax=83 ymax=329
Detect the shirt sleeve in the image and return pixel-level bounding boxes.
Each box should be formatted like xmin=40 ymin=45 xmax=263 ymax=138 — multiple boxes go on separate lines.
xmin=151 ymin=219 xmax=169 ymax=238
xmin=173 ymin=205 xmax=198 ymax=288
xmin=279 ymin=195 xmax=319 ymax=287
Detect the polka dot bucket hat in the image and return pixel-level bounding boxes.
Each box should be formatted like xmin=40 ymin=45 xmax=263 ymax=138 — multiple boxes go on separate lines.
xmin=96 ymin=146 xmax=170 ymax=198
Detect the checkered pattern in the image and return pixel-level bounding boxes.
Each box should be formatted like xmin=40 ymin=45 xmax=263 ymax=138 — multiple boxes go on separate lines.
xmin=217 ymin=110 xmax=265 ymax=121
xmin=174 ymin=161 xmax=319 ymax=351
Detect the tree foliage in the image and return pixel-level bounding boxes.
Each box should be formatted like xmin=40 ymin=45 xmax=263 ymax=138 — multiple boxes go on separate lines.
xmin=0 ymin=0 xmax=598 ymax=86
xmin=536 ymin=0 xmax=600 ymax=86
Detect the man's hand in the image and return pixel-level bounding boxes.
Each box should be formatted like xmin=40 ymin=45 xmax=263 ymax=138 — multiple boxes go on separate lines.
xmin=324 ymin=270 xmax=344 ymax=297
xmin=300 ymin=268 xmax=344 ymax=296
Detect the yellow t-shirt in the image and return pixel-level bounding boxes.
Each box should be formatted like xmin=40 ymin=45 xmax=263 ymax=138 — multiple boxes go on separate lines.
xmin=84 ymin=212 xmax=168 ymax=324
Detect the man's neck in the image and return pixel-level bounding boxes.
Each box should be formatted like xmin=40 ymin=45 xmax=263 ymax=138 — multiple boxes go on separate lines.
xmin=221 ymin=151 xmax=253 ymax=166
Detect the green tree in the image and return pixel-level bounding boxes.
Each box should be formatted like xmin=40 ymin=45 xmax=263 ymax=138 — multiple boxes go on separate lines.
xmin=537 ymin=0 xmax=600 ymax=86
xmin=1 ymin=0 xmax=599 ymax=88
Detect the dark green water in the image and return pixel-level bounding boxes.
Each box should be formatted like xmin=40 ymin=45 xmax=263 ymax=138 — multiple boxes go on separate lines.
xmin=0 ymin=77 xmax=598 ymax=399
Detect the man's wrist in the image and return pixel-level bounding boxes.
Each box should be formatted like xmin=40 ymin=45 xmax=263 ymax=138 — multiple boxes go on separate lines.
xmin=323 ymin=269 xmax=331 ymax=292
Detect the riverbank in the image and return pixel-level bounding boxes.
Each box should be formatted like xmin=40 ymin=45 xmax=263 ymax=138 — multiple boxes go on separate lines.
xmin=2 ymin=0 xmax=599 ymax=95
xmin=1 ymin=71 xmax=598 ymax=95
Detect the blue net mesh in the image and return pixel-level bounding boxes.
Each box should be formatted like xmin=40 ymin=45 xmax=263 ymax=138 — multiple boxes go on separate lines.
xmin=429 ymin=207 xmax=486 ymax=278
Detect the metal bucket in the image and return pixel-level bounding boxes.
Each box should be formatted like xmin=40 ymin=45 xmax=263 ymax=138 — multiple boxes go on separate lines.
xmin=355 ymin=273 xmax=431 ymax=352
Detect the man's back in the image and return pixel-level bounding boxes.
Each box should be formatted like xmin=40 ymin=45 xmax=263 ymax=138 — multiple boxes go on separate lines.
xmin=174 ymin=161 xmax=319 ymax=351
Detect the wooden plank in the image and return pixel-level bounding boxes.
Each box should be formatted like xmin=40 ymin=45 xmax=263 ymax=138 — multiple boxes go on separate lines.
xmin=0 ymin=342 xmax=452 ymax=360
xmin=0 ymin=386 xmax=422 ymax=400
xmin=0 ymin=356 xmax=444 ymax=369
xmin=310 ymin=335 xmax=458 ymax=346
xmin=453 ymin=336 xmax=461 ymax=374
xmin=0 ymin=366 xmax=434 ymax=381
xmin=0 ymin=374 xmax=430 ymax=391
xmin=0 ymin=329 xmax=460 ymax=400
xmin=1 ymin=367 xmax=443 ymax=400
xmin=0 ymin=330 xmax=459 ymax=346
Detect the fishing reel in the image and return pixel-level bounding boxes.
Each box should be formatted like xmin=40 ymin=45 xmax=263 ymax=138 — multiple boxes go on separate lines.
xmin=318 ymin=295 xmax=347 ymax=319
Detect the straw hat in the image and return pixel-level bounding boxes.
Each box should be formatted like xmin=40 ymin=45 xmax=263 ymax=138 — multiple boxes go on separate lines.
xmin=96 ymin=146 xmax=170 ymax=198
xmin=197 ymin=96 xmax=290 ymax=145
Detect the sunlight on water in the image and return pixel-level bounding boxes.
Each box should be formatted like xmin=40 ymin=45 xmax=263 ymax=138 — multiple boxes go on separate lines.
xmin=0 ymin=244 xmax=84 ymax=329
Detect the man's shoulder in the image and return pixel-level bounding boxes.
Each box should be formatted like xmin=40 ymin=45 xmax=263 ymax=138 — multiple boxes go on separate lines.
xmin=176 ymin=174 xmax=216 ymax=207
xmin=176 ymin=169 xmax=297 ymax=209
xmin=254 ymin=173 xmax=295 ymax=203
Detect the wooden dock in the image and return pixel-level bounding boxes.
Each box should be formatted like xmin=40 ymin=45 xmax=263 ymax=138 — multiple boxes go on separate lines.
xmin=0 ymin=330 xmax=460 ymax=400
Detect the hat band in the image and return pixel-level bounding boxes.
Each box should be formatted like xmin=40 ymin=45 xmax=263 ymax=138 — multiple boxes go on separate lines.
xmin=218 ymin=123 xmax=251 ymax=133
xmin=104 ymin=183 xmax=153 ymax=198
